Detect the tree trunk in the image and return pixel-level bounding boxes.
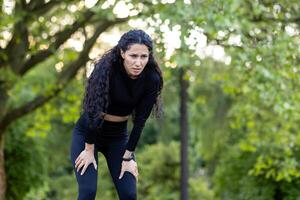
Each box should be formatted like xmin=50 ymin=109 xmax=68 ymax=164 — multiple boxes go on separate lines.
xmin=0 ymin=82 xmax=9 ymax=120
xmin=179 ymin=68 xmax=189 ymax=200
xmin=0 ymin=75 xmax=8 ymax=200
xmin=0 ymin=133 xmax=6 ymax=200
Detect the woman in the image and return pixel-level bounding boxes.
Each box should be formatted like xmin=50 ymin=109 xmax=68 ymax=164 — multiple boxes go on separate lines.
xmin=70 ymin=29 xmax=163 ymax=200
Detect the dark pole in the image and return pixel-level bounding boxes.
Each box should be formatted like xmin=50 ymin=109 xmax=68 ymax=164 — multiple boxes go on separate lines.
xmin=179 ymin=67 xmax=189 ymax=200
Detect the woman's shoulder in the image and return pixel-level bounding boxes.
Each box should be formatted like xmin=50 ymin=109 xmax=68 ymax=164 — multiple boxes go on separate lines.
xmin=144 ymin=69 xmax=161 ymax=91
xmin=146 ymin=68 xmax=160 ymax=83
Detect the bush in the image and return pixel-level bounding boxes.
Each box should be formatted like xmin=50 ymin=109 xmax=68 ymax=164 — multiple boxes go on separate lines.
xmin=5 ymin=118 xmax=47 ymax=200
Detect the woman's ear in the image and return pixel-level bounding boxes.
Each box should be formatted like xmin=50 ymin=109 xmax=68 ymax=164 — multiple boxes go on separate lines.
xmin=120 ymin=49 xmax=125 ymax=59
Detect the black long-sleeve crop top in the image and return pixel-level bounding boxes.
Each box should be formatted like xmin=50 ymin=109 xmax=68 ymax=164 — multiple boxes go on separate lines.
xmin=85 ymin=64 xmax=161 ymax=152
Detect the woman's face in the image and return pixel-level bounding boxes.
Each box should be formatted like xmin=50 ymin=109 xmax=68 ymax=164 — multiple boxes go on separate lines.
xmin=121 ymin=44 xmax=149 ymax=79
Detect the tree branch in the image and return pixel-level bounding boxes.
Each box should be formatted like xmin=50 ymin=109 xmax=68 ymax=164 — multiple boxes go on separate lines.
xmin=5 ymin=1 xmax=29 ymax=73
xmin=0 ymin=88 xmax=60 ymax=134
xmin=0 ymin=17 xmax=129 ymax=134
xmin=28 ymin=0 xmax=65 ymax=15
xmin=27 ymin=0 xmax=85 ymax=16
xmin=19 ymin=8 xmax=96 ymax=75
xmin=58 ymin=17 xmax=129 ymax=82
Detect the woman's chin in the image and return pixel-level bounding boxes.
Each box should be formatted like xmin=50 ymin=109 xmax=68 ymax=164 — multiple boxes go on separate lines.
xmin=131 ymin=71 xmax=141 ymax=76
xmin=129 ymin=73 xmax=138 ymax=79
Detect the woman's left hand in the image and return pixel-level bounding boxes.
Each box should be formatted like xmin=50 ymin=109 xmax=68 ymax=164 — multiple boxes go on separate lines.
xmin=119 ymin=160 xmax=139 ymax=181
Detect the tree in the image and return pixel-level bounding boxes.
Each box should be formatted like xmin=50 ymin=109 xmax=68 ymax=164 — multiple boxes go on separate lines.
xmin=179 ymin=67 xmax=189 ymax=200
xmin=0 ymin=1 xmax=201 ymax=198
xmin=146 ymin=2 xmax=204 ymax=198
xmin=144 ymin=0 xmax=300 ymax=199
xmin=184 ymin=0 xmax=300 ymax=199
xmin=0 ymin=0 xmax=157 ymax=198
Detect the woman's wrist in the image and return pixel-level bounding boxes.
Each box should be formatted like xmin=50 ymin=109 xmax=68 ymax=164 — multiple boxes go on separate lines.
xmin=85 ymin=143 xmax=94 ymax=152
xmin=123 ymin=150 xmax=133 ymax=159
xmin=122 ymin=154 xmax=134 ymax=162
xmin=122 ymin=157 xmax=134 ymax=161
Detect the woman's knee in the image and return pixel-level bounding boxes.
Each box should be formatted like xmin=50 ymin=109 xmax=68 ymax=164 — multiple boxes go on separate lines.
xmin=119 ymin=189 xmax=136 ymax=200
xmin=78 ymin=185 xmax=97 ymax=200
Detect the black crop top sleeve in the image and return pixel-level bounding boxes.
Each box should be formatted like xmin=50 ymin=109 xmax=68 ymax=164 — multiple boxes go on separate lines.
xmin=126 ymin=73 xmax=160 ymax=151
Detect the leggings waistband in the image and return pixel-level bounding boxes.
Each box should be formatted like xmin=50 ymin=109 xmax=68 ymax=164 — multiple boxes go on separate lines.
xmin=76 ymin=113 xmax=128 ymax=139
xmin=96 ymin=119 xmax=128 ymax=140
xmin=100 ymin=119 xmax=128 ymax=132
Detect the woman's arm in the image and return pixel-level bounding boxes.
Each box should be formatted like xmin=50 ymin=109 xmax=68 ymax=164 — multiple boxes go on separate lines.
xmin=120 ymin=73 xmax=161 ymax=181
xmin=125 ymin=73 xmax=160 ymax=152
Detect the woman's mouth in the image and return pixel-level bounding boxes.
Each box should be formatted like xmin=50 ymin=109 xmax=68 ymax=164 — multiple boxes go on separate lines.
xmin=132 ymin=69 xmax=141 ymax=73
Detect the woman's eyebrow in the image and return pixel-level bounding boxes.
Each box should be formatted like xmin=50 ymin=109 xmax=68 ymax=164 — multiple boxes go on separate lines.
xmin=129 ymin=53 xmax=149 ymax=56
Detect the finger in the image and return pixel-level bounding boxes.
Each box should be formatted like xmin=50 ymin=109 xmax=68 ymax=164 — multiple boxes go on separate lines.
xmin=75 ymin=159 xmax=82 ymax=168
xmin=93 ymin=160 xmax=97 ymax=170
xmin=76 ymin=161 xmax=85 ymax=172
xmin=119 ymin=169 xmax=125 ymax=179
xmin=75 ymin=155 xmax=83 ymax=166
xmin=133 ymin=172 xmax=138 ymax=182
xmin=75 ymin=155 xmax=82 ymax=164
xmin=75 ymin=158 xmax=84 ymax=169
xmin=127 ymin=169 xmax=138 ymax=180
xmin=81 ymin=163 xmax=89 ymax=175
xmin=75 ymin=158 xmax=80 ymax=166
xmin=76 ymin=162 xmax=83 ymax=172
xmin=134 ymin=168 xmax=138 ymax=175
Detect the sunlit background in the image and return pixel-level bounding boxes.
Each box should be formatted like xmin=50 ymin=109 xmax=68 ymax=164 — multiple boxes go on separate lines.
xmin=1 ymin=0 xmax=300 ymax=199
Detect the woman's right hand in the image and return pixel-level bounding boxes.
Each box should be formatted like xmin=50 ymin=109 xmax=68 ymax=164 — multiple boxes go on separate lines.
xmin=75 ymin=143 xmax=97 ymax=175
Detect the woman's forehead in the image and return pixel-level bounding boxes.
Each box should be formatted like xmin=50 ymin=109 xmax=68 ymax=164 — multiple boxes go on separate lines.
xmin=126 ymin=44 xmax=149 ymax=54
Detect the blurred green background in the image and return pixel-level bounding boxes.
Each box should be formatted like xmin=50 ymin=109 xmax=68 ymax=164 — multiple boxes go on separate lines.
xmin=1 ymin=0 xmax=300 ymax=199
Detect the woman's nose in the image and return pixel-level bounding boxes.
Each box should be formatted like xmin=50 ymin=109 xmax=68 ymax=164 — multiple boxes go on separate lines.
xmin=135 ymin=58 xmax=142 ymax=66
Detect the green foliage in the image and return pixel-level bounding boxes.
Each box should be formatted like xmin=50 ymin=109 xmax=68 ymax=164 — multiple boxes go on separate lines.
xmin=138 ymin=142 xmax=213 ymax=200
xmin=5 ymin=116 xmax=47 ymax=200
xmin=214 ymin=145 xmax=300 ymax=200
xmin=4 ymin=72 xmax=84 ymax=199
xmin=159 ymin=0 xmax=300 ymax=198
xmin=189 ymin=177 xmax=214 ymax=200
xmin=0 ymin=67 xmax=18 ymax=89
xmin=281 ymin=179 xmax=300 ymax=200
xmin=138 ymin=142 xmax=180 ymax=196
xmin=157 ymin=67 xmax=181 ymax=142
xmin=213 ymin=147 xmax=275 ymax=200
xmin=4 ymin=0 xmax=300 ymax=199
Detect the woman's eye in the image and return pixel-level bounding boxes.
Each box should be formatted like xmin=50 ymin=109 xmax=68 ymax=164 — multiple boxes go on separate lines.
xmin=130 ymin=55 xmax=138 ymax=58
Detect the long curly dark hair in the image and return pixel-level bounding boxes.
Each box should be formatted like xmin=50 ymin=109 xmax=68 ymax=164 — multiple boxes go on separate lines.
xmin=82 ymin=29 xmax=163 ymax=130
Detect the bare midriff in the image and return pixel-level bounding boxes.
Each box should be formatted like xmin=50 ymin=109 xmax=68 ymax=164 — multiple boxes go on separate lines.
xmin=101 ymin=112 xmax=129 ymax=122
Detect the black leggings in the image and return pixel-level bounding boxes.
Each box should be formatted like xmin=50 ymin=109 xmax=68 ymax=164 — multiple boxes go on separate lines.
xmin=70 ymin=113 xmax=137 ymax=200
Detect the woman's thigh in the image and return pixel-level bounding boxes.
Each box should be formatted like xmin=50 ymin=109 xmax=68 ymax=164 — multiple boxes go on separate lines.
xmin=102 ymin=138 xmax=137 ymax=200
xmin=70 ymin=126 xmax=99 ymax=199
